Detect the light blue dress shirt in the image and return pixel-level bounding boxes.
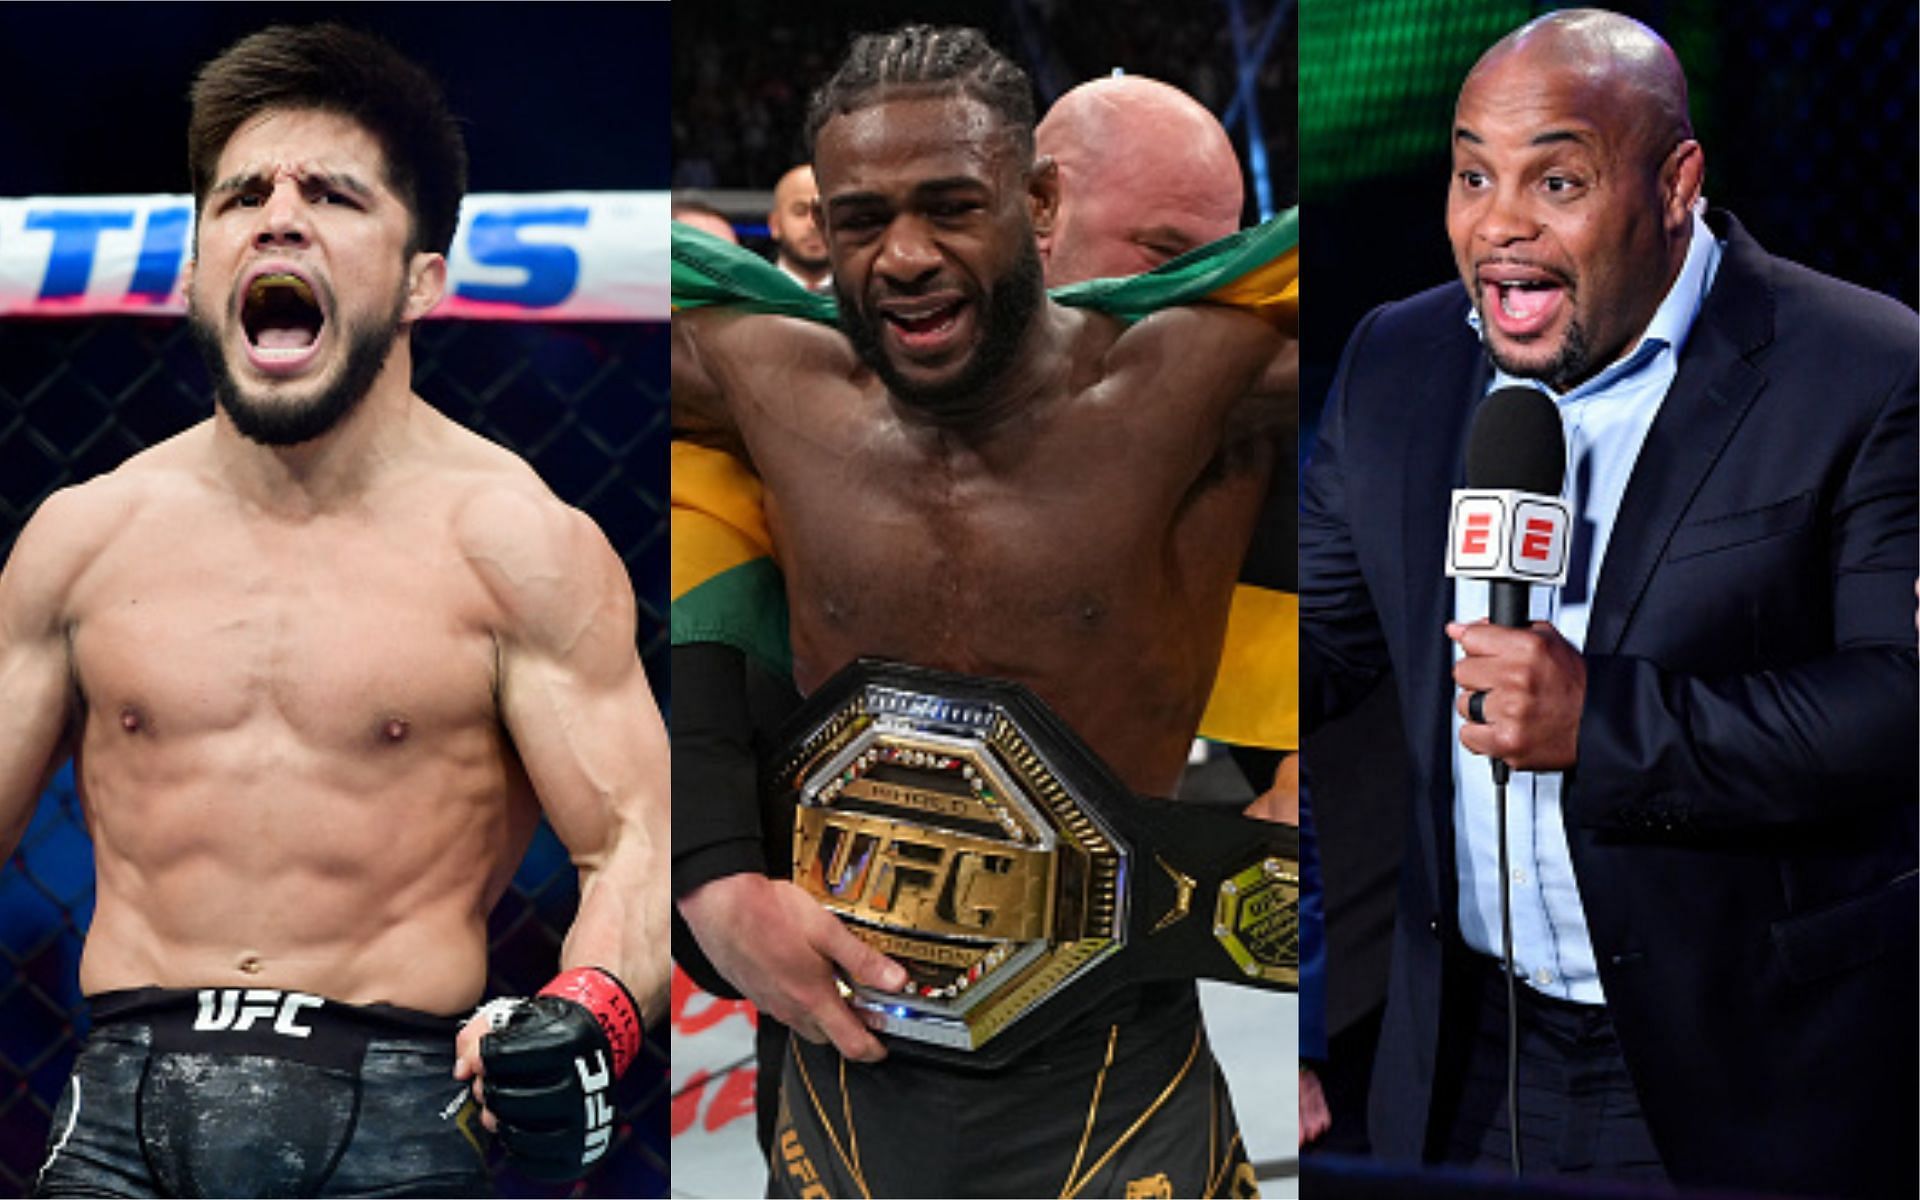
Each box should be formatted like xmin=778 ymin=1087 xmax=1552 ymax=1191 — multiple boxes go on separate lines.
xmin=1451 ymin=209 xmax=1724 ymax=1003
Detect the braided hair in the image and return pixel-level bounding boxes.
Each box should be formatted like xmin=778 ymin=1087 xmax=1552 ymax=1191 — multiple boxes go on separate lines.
xmin=804 ymin=25 xmax=1036 ymax=161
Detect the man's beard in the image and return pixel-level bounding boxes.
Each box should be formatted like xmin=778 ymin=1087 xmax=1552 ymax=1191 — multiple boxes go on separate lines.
xmin=834 ymin=239 xmax=1044 ymax=418
xmin=783 ymin=243 xmax=831 ymax=276
xmin=189 ymin=284 xmax=406 ymax=447
xmin=1482 ymin=295 xmax=1594 ymax=395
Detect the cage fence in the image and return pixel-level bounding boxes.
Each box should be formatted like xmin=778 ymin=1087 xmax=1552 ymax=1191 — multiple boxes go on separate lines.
xmin=0 ymin=314 xmax=670 ymax=1199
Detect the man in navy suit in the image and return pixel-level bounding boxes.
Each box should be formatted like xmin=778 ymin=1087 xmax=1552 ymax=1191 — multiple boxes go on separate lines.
xmin=1301 ymin=9 xmax=1915 ymax=1196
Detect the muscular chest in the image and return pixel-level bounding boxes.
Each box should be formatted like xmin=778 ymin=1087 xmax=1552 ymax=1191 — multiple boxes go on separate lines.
xmin=766 ymin=432 xmax=1165 ymax=670
xmin=70 ymin=515 xmax=497 ymax=744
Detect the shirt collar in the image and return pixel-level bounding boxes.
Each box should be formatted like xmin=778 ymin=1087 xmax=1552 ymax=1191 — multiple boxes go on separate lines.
xmin=1467 ymin=207 xmax=1723 ymax=402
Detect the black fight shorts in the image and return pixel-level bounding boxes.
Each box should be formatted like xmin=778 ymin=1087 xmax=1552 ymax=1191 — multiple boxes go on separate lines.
xmin=33 ymin=987 xmax=491 ymax=1198
xmin=771 ymin=983 xmax=1259 ymax=1199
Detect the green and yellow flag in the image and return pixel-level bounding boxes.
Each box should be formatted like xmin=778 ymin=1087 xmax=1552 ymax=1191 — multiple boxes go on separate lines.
xmin=671 ymin=213 xmax=1298 ymax=750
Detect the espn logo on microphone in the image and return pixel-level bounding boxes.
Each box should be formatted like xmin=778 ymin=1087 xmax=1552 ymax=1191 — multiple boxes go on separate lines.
xmin=1446 ymin=489 xmax=1572 ymax=584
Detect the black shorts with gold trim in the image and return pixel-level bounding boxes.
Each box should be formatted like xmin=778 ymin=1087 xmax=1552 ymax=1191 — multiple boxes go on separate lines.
xmin=771 ymin=981 xmax=1259 ymax=1200
xmin=33 ymin=987 xmax=490 ymax=1199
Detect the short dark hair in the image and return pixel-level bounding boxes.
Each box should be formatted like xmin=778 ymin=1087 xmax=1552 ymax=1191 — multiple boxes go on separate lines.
xmin=803 ymin=25 xmax=1036 ymax=162
xmin=188 ymin=24 xmax=468 ymax=256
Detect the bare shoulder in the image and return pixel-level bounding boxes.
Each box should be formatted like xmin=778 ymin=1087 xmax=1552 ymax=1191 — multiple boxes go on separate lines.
xmin=1 ymin=424 xmax=213 ymax=619
xmin=1105 ymin=303 xmax=1284 ymax=381
xmin=686 ymin=307 xmax=858 ymax=391
xmin=1102 ymin=304 xmax=1296 ymax=433
xmin=680 ymin=305 xmax=851 ymax=360
xmin=435 ymin=429 xmax=632 ymax=652
xmin=674 ymin=308 xmax=856 ymax=451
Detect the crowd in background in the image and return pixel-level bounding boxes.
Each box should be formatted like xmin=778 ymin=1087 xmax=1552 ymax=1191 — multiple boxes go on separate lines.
xmin=672 ymin=0 xmax=1297 ymax=219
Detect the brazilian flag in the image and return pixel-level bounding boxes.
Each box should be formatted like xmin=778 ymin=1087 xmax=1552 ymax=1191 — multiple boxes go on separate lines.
xmin=671 ymin=214 xmax=1298 ymax=750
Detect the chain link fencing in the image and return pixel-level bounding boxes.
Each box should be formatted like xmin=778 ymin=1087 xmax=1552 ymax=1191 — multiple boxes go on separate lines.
xmin=0 ymin=315 xmax=670 ymax=1199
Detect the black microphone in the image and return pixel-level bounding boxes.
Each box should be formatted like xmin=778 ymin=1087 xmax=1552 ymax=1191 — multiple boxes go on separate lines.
xmin=1465 ymin=387 xmax=1567 ymax=630
xmin=1459 ymin=385 xmax=1567 ymax=1180
xmin=1450 ymin=386 xmax=1567 ymax=786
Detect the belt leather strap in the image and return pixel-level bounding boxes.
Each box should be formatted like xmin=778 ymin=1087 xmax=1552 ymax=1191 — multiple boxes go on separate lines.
xmin=771 ymin=658 xmax=1298 ymax=1069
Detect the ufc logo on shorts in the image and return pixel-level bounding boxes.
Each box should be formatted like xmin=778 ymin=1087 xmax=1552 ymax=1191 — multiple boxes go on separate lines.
xmin=575 ymin=1050 xmax=614 ymax=1164
xmin=781 ymin=1128 xmax=830 ymax=1199
xmin=193 ymin=988 xmax=324 ymax=1038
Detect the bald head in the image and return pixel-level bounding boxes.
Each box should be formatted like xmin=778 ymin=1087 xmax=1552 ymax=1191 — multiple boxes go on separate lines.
xmin=769 ymin=164 xmax=830 ymax=285
xmin=1446 ymin=7 xmax=1705 ymax=393
xmin=772 ymin=165 xmax=817 ymax=214
xmin=1467 ymin=8 xmax=1692 ymax=162
xmin=672 ymin=201 xmax=737 ymax=244
xmin=1034 ymin=75 xmax=1243 ymax=284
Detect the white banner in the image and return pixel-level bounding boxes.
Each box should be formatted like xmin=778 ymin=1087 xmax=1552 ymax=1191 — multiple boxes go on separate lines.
xmin=669 ymin=965 xmax=766 ymax=1198
xmin=0 ymin=191 xmax=668 ymax=321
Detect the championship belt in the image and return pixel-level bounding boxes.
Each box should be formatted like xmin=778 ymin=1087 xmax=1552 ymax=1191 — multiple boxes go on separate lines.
xmin=774 ymin=659 xmax=1298 ymax=1069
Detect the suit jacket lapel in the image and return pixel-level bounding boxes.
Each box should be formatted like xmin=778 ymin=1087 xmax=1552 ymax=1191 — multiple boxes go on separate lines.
xmin=1399 ymin=305 xmax=1491 ymax=908
xmin=1400 ymin=320 xmax=1489 ymax=658
xmin=1588 ymin=213 xmax=1778 ymax=656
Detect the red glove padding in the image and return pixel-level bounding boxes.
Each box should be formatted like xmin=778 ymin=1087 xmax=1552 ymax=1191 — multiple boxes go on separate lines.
xmin=479 ymin=967 xmax=642 ymax=1180
xmin=537 ymin=966 xmax=643 ymax=1076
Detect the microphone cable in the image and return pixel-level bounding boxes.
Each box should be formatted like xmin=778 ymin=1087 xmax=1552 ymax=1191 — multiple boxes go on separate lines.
xmin=1493 ymin=757 xmax=1523 ymax=1177
xmin=1458 ymin=383 xmax=1566 ymax=1179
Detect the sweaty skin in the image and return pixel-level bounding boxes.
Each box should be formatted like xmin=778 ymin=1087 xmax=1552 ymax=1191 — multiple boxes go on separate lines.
xmin=19 ymin=419 xmax=646 ymax=1014
xmin=0 ymin=110 xmax=669 ymax=1040
xmin=674 ymin=90 xmax=1289 ymax=1064
xmin=677 ymin=93 xmax=1287 ymax=800
xmin=1038 ymin=75 xmax=1297 ymax=424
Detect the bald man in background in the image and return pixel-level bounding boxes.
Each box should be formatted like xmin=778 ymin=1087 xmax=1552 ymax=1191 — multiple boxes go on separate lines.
xmin=672 ymin=69 xmax=1296 ymax=1187
xmin=671 ymin=197 xmax=739 ymax=245
xmin=1037 ymin=74 xmax=1245 ymax=282
xmin=675 ymin=105 xmax=1254 ymax=1157
xmin=765 ymin=165 xmax=830 ymax=291
xmin=1039 ymin=72 xmax=1330 ymax=1147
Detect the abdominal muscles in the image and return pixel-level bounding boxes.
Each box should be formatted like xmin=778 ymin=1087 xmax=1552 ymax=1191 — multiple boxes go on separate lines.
xmin=72 ymin=654 xmax=535 ymax=1015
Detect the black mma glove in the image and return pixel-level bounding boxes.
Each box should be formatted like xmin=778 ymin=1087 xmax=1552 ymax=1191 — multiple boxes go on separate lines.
xmin=477 ymin=966 xmax=642 ymax=1182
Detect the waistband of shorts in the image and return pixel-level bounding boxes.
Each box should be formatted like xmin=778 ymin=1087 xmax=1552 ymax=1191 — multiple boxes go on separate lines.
xmin=89 ymin=986 xmax=462 ymax=1071
xmin=823 ymin=981 xmax=1203 ymax=1078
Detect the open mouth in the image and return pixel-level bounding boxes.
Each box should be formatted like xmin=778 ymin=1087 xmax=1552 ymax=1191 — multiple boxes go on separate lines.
xmin=241 ymin=272 xmax=326 ymax=360
xmin=1478 ymin=266 xmax=1568 ymax=338
xmin=1495 ymin=281 xmax=1559 ymax=321
xmin=879 ymin=296 xmax=969 ymax=355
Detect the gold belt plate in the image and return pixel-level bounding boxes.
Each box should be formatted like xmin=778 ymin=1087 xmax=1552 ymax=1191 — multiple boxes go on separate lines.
xmin=785 ymin=683 xmax=1126 ymax=1053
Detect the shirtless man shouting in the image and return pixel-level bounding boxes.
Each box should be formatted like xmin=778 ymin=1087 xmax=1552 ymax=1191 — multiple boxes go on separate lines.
xmin=0 ymin=25 xmax=667 ymax=1197
xmin=674 ymin=25 xmax=1290 ymax=1197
